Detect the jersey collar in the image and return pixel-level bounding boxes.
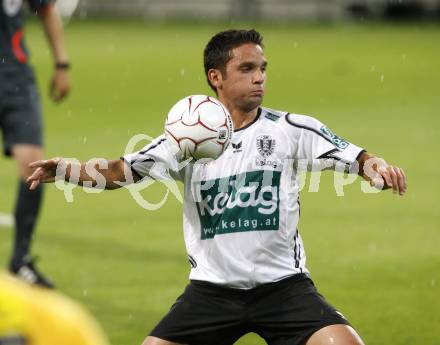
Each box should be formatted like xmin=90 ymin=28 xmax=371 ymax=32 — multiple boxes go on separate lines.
xmin=234 ymin=107 xmax=262 ymax=133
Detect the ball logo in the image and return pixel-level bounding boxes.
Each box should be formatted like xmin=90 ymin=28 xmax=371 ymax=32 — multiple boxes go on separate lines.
xmin=3 ymin=0 xmax=22 ymax=16
xmin=256 ymin=135 xmax=276 ymax=157
xmin=218 ymin=129 xmax=227 ymax=140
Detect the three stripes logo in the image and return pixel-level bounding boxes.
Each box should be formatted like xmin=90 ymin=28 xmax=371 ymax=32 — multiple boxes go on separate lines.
xmin=232 ymin=141 xmax=242 ymax=153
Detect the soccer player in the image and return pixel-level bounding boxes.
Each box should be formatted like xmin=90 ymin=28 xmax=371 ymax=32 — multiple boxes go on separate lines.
xmin=0 ymin=0 xmax=70 ymax=287
xmin=27 ymin=29 xmax=406 ymax=345
xmin=0 ymin=271 xmax=110 ymax=345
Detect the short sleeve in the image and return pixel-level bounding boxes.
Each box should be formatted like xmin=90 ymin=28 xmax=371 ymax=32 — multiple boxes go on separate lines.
xmin=285 ymin=113 xmax=365 ymax=172
xmin=121 ymin=135 xmax=184 ymax=182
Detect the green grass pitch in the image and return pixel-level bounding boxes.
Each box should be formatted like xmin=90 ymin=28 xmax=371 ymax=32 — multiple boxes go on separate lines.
xmin=0 ymin=20 xmax=439 ymax=344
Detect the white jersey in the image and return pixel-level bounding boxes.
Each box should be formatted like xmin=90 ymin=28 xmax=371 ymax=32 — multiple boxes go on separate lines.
xmin=123 ymin=107 xmax=364 ymax=289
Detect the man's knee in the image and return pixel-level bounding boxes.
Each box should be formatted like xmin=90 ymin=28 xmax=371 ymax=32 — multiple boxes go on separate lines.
xmin=305 ymin=324 xmax=365 ymax=345
xmin=11 ymin=144 xmax=43 ymax=180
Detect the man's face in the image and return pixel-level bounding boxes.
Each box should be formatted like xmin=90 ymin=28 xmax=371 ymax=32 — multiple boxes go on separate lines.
xmin=215 ymin=43 xmax=267 ymax=112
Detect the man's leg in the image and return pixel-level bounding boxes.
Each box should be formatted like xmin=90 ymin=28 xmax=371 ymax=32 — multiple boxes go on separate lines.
xmin=142 ymin=336 xmax=184 ymax=345
xmin=10 ymin=144 xmax=43 ymax=264
xmin=9 ymin=144 xmax=53 ymax=288
xmin=305 ymin=325 xmax=365 ymax=345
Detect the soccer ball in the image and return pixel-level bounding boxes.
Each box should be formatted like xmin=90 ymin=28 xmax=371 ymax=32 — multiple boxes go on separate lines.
xmin=55 ymin=0 xmax=80 ymax=22
xmin=165 ymin=95 xmax=233 ymax=160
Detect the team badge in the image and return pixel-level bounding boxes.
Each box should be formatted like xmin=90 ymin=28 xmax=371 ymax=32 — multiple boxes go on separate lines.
xmin=256 ymin=135 xmax=276 ymax=157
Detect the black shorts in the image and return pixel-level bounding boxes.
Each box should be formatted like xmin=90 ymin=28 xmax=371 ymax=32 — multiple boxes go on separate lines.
xmin=150 ymin=274 xmax=350 ymax=345
xmin=0 ymin=75 xmax=43 ymax=157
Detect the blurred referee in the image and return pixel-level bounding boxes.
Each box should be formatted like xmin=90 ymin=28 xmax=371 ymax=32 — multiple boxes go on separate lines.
xmin=0 ymin=0 xmax=70 ymax=287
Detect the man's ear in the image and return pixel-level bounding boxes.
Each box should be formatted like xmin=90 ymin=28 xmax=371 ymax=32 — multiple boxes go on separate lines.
xmin=207 ymin=69 xmax=223 ymax=91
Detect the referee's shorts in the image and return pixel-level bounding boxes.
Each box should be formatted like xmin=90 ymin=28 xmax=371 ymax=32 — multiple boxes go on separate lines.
xmin=0 ymin=74 xmax=43 ymax=157
xmin=150 ymin=274 xmax=350 ymax=345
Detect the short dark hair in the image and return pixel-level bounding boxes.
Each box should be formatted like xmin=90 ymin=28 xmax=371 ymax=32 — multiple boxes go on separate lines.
xmin=204 ymin=29 xmax=264 ymax=92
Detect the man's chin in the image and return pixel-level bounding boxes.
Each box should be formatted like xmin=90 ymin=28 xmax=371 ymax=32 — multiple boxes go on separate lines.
xmin=243 ymin=96 xmax=263 ymax=112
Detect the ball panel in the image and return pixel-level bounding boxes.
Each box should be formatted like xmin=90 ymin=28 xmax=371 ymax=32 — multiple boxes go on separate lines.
xmin=196 ymin=102 xmax=225 ymax=129
xmin=193 ymin=141 xmax=223 ymax=160
xmin=164 ymin=130 xmax=180 ymax=153
xmin=179 ymin=139 xmax=196 ymax=159
xmin=166 ymin=97 xmax=188 ymax=124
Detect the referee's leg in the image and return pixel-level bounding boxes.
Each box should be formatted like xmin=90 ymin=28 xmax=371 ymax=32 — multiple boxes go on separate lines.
xmin=142 ymin=336 xmax=184 ymax=345
xmin=305 ymin=324 xmax=365 ymax=345
xmin=13 ymin=144 xmax=43 ymax=180
xmin=10 ymin=144 xmax=44 ymax=266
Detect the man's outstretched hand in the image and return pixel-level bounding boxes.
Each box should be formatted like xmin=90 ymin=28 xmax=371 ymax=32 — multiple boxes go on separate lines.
xmin=358 ymin=153 xmax=407 ymax=196
xmin=27 ymin=158 xmax=62 ymax=190
xmin=370 ymin=164 xmax=407 ymax=196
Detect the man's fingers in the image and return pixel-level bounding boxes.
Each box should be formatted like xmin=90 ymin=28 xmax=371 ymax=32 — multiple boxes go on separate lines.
xmin=28 ymin=160 xmax=47 ymax=168
xmin=378 ymin=167 xmax=393 ymax=189
xmin=389 ymin=166 xmax=406 ymax=195
xmin=400 ymin=167 xmax=407 ymax=181
xmin=379 ymin=166 xmax=407 ymax=196
xmin=26 ymin=157 xmax=62 ymax=191
xmin=389 ymin=166 xmax=399 ymax=193
xmin=372 ymin=160 xmax=407 ymax=196
xmin=50 ymin=71 xmax=70 ymax=103
xmin=29 ymin=180 xmax=40 ymax=190
xmin=397 ymin=167 xmax=407 ymax=195
xmin=29 ymin=158 xmax=60 ymax=169
xmin=52 ymin=90 xmax=61 ymax=102
xmin=50 ymin=83 xmax=63 ymax=102
xmin=26 ymin=167 xmax=43 ymax=183
xmin=58 ymin=87 xmax=69 ymax=100
xmin=27 ymin=168 xmax=42 ymax=189
xmin=49 ymin=81 xmax=57 ymax=101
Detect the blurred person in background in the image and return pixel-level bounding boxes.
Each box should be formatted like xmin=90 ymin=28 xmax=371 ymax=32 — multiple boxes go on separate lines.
xmin=0 ymin=271 xmax=110 ymax=345
xmin=0 ymin=0 xmax=70 ymax=288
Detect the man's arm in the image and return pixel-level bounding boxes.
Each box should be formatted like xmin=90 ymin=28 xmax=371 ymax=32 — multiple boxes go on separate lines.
xmin=357 ymin=151 xmax=407 ymax=195
xmin=26 ymin=158 xmax=139 ymax=191
xmin=39 ymin=3 xmax=71 ymax=102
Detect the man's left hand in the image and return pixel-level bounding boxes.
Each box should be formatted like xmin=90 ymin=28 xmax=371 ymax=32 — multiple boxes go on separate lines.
xmin=50 ymin=69 xmax=70 ymax=102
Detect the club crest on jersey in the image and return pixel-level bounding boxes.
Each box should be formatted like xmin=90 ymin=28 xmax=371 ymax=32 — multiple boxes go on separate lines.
xmin=256 ymin=135 xmax=276 ymax=157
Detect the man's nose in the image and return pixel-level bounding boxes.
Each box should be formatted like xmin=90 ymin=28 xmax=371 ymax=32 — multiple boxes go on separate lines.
xmin=253 ymin=70 xmax=265 ymax=84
